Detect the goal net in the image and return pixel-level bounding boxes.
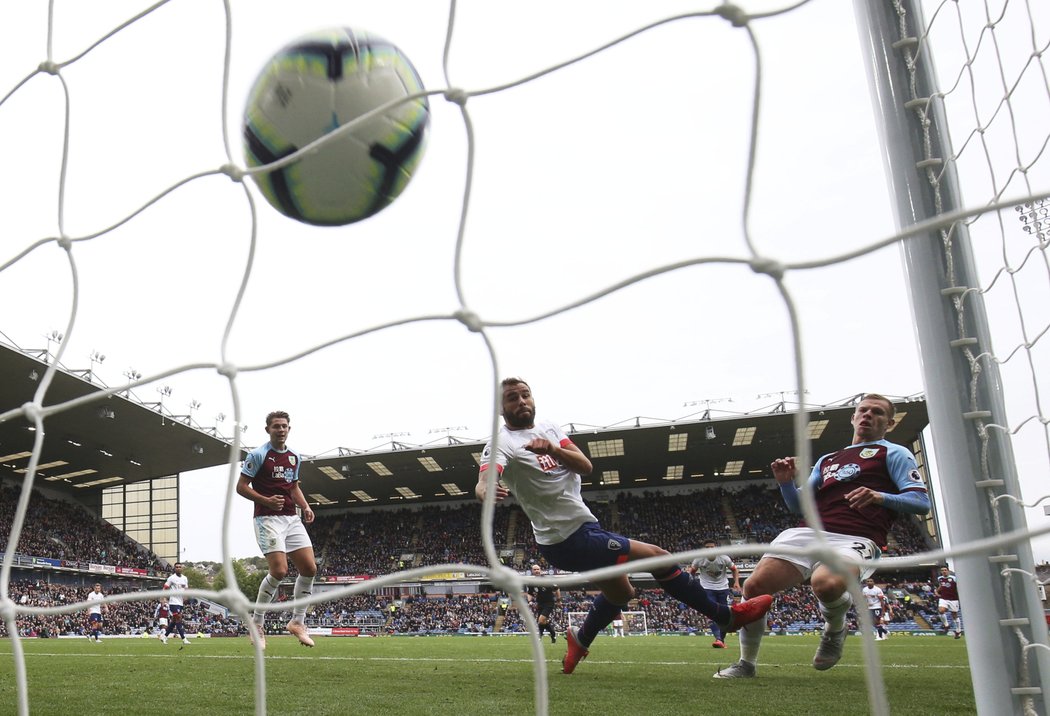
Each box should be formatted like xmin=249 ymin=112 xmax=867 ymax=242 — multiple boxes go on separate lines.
xmin=567 ymin=611 xmax=648 ymax=637
xmin=1 ymin=1 xmax=1048 ymax=715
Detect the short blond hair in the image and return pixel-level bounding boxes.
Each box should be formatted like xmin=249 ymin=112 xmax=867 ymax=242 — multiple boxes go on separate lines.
xmin=859 ymin=393 xmax=895 ymax=419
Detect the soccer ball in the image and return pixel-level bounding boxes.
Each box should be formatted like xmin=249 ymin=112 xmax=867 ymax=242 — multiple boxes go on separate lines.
xmin=242 ymin=27 xmax=430 ymax=226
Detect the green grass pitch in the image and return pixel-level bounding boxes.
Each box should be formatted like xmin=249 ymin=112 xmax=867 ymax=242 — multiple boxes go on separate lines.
xmin=0 ymin=633 xmax=976 ymax=715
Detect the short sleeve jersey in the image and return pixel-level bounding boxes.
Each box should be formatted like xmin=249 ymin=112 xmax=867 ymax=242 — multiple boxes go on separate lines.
xmin=87 ymin=590 xmax=104 ymax=616
xmin=862 ymin=584 xmax=886 ymax=610
xmin=690 ymin=555 xmax=735 ymax=590
xmin=803 ymin=439 xmax=927 ymax=545
xmin=164 ymin=573 xmax=189 ymax=607
xmin=937 ymin=573 xmax=960 ymax=601
xmin=241 ymin=442 xmax=302 ymax=517
xmin=480 ymin=419 xmax=596 ymax=545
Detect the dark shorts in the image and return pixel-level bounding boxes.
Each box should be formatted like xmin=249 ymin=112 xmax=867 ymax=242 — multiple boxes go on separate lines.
xmin=708 ymin=588 xmax=733 ymax=608
xmin=169 ymin=604 xmax=184 ymax=616
xmin=538 ymin=522 xmax=630 ymax=573
xmin=536 ymin=603 xmax=555 ymax=620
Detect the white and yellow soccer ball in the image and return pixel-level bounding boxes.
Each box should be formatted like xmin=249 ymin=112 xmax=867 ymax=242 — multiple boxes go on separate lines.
xmin=243 ymin=27 xmax=430 ymax=226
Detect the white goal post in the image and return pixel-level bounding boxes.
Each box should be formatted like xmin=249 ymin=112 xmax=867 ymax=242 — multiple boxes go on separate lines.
xmin=567 ymin=611 xmax=648 ymax=637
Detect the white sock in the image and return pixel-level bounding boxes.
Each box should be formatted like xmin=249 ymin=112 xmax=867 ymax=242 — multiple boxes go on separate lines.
xmin=254 ymin=573 xmax=281 ymax=624
xmin=291 ymin=575 xmax=314 ymax=622
xmin=818 ymin=592 xmax=853 ymax=632
xmin=738 ymin=616 xmax=766 ymax=665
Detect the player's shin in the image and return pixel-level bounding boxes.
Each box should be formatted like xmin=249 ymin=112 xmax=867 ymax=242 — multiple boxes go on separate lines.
xmin=738 ymin=616 xmax=765 ymax=665
xmin=580 ymin=594 xmax=625 ymax=647
xmin=654 ymin=568 xmax=730 ymax=624
xmin=818 ymin=592 xmax=853 ymax=632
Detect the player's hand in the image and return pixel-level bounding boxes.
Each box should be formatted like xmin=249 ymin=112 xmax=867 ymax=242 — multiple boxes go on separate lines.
xmin=845 ymin=486 xmax=884 ymax=510
xmin=523 ymin=438 xmax=554 ymax=456
xmin=770 ymin=457 xmax=797 ymax=484
xmin=264 ymin=494 xmax=285 ymax=510
xmin=475 ymin=481 xmax=509 ymax=502
xmin=302 ymin=507 xmax=315 ymax=524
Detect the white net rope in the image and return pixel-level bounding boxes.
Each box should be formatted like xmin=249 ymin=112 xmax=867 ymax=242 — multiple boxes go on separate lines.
xmin=0 ymin=1 xmax=1048 ymax=715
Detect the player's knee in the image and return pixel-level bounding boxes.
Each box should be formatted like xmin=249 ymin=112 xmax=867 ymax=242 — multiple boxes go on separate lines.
xmin=810 ymin=576 xmax=846 ymax=603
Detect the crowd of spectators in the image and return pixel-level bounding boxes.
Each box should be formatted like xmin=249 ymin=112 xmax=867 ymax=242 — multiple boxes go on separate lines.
xmin=0 ymin=579 xmax=187 ymax=638
xmin=3 ymin=478 xmax=943 ymax=639
xmin=0 ymin=482 xmax=164 ymax=573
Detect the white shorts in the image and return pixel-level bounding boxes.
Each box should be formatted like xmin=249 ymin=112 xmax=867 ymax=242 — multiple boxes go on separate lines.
xmin=766 ymin=527 xmax=880 ymax=580
xmin=158 ymin=617 xmax=168 ymax=627
xmin=254 ymin=514 xmax=312 ymax=555
xmin=938 ymin=598 xmax=960 ymax=613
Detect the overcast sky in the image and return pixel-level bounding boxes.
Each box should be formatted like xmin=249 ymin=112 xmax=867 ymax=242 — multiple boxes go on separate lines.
xmin=2 ymin=1 xmax=1047 ymax=564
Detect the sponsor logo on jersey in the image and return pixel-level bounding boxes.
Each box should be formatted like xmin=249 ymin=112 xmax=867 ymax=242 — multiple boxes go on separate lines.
xmin=859 ymin=447 xmax=879 ymax=459
xmin=825 ymin=463 xmax=861 ymax=481
xmin=607 ymin=539 xmax=622 ymax=551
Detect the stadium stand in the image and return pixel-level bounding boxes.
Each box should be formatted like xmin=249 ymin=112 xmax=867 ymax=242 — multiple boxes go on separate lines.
xmin=2 ymin=478 xmax=942 ymax=639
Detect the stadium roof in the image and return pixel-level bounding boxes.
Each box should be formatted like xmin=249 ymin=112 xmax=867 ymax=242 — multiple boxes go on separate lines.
xmin=298 ymin=397 xmax=930 ymax=510
xmin=0 ymin=343 xmax=237 ymax=496
xmin=0 ymin=342 xmax=930 ymax=510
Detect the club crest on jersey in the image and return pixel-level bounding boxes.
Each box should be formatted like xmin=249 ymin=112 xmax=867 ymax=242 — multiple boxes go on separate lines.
xmin=859 ymin=448 xmax=879 ymax=459
xmin=289 ymin=455 xmax=297 ymax=466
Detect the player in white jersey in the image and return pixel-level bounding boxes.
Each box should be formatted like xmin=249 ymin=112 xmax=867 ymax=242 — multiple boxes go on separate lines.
xmin=861 ymin=578 xmax=889 ymax=640
xmin=688 ymin=539 xmax=741 ymax=648
xmin=162 ymin=562 xmax=191 ymax=644
xmin=476 ymin=378 xmax=772 ymax=676
xmin=86 ymin=583 xmax=105 ymax=642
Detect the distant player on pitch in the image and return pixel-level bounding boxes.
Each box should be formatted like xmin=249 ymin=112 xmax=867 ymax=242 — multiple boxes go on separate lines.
xmin=162 ymin=562 xmax=191 ymax=644
xmin=86 ymin=583 xmax=105 ymax=643
xmin=936 ymin=566 xmax=964 ymax=639
xmin=237 ymin=410 xmax=317 ymax=649
xmin=155 ymin=599 xmax=170 ymax=639
xmin=688 ymin=539 xmax=741 ymax=649
xmin=861 ymin=578 xmax=889 ymax=641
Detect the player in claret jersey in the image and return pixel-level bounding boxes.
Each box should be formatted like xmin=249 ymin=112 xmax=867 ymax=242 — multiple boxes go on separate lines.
xmin=238 ymin=411 xmax=317 ymax=649
xmin=715 ymin=393 xmax=931 ymax=679
xmin=476 ymin=378 xmax=772 ymax=676
xmin=936 ymin=566 xmax=964 ymax=639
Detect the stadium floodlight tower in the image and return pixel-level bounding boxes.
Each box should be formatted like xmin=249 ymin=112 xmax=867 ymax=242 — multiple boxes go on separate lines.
xmin=854 ymin=2 xmax=1050 ymax=714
